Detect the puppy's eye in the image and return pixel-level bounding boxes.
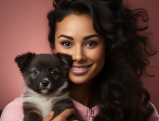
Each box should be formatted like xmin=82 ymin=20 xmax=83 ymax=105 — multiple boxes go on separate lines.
xmin=51 ymin=70 xmax=57 ymax=76
xmin=33 ymin=70 xmax=39 ymax=75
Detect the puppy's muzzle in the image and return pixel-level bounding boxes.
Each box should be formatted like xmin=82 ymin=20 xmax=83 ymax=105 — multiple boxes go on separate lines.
xmin=41 ymin=80 xmax=49 ymax=87
xmin=40 ymin=78 xmax=50 ymax=89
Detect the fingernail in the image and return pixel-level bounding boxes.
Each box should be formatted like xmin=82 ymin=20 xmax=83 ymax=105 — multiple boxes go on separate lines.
xmin=49 ymin=111 xmax=53 ymax=115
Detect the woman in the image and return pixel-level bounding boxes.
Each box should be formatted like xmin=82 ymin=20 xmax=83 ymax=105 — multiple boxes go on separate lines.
xmin=1 ymin=0 xmax=159 ymax=121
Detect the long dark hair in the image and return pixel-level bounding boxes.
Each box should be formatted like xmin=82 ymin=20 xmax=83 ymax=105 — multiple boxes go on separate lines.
xmin=47 ymin=0 xmax=156 ymax=121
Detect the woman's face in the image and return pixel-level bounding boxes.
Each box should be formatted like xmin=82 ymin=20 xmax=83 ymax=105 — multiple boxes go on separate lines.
xmin=54 ymin=14 xmax=106 ymax=84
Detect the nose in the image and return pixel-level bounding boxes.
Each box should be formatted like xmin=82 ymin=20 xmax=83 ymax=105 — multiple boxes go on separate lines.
xmin=41 ymin=80 xmax=49 ymax=87
xmin=72 ymin=45 xmax=86 ymax=62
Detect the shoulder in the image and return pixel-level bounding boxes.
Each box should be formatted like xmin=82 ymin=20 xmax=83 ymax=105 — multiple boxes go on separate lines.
xmin=147 ymin=103 xmax=159 ymax=121
xmin=0 ymin=97 xmax=24 ymax=121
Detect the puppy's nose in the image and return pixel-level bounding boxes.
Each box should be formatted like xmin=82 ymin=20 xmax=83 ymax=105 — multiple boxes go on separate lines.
xmin=41 ymin=80 xmax=49 ymax=87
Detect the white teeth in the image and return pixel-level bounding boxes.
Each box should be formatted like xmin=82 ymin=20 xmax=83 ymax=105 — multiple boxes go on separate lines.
xmin=72 ymin=66 xmax=88 ymax=70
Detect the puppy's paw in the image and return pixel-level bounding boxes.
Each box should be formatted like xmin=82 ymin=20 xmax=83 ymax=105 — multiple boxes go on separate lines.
xmin=24 ymin=112 xmax=42 ymax=121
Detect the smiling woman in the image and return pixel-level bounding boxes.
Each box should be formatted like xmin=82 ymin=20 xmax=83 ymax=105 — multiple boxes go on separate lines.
xmin=54 ymin=14 xmax=106 ymax=86
xmin=46 ymin=0 xmax=159 ymax=120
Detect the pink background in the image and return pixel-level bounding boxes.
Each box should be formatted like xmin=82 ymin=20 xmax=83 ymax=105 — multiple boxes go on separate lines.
xmin=0 ymin=0 xmax=159 ymax=112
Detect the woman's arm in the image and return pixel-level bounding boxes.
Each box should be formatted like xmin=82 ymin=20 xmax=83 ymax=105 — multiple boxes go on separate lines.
xmin=0 ymin=98 xmax=24 ymax=121
xmin=0 ymin=98 xmax=77 ymax=121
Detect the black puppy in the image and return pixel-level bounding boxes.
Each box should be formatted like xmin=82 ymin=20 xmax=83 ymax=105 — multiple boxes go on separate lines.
xmin=15 ymin=52 xmax=82 ymax=121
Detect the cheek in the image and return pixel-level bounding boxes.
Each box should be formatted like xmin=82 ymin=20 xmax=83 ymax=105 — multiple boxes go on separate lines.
xmin=54 ymin=75 xmax=59 ymax=80
xmin=30 ymin=73 xmax=37 ymax=80
xmin=86 ymin=46 xmax=105 ymax=63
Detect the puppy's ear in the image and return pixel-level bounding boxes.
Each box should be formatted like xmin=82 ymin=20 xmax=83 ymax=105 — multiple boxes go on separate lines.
xmin=15 ymin=52 xmax=36 ymax=72
xmin=55 ymin=53 xmax=73 ymax=68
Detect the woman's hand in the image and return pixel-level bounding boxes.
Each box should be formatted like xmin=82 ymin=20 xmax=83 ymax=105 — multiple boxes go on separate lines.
xmin=43 ymin=109 xmax=78 ymax=121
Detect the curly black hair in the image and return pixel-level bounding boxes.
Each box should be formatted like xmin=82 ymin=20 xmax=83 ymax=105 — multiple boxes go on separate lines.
xmin=47 ymin=0 xmax=156 ymax=121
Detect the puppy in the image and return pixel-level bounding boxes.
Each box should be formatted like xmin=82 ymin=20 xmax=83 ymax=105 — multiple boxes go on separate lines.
xmin=15 ymin=52 xmax=82 ymax=121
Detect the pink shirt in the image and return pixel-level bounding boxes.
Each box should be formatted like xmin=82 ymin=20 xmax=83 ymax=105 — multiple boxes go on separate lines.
xmin=0 ymin=86 xmax=159 ymax=121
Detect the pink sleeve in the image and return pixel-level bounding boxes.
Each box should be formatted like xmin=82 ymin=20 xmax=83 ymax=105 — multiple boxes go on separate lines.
xmin=147 ymin=103 xmax=159 ymax=121
xmin=0 ymin=98 xmax=24 ymax=121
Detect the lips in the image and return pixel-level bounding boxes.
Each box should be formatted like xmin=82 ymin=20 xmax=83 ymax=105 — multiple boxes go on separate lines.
xmin=70 ymin=64 xmax=93 ymax=75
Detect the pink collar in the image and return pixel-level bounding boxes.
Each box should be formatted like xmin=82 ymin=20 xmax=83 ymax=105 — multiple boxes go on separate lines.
xmin=71 ymin=98 xmax=100 ymax=121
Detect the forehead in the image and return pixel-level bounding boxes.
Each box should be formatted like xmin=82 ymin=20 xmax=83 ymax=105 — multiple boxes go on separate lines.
xmin=30 ymin=54 xmax=59 ymax=67
xmin=55 ymin=14 xmax=98 ymax=38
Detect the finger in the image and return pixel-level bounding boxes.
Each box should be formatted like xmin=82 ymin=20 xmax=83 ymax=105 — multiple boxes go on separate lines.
xmin=43 ymin=111 xmax=54 ymax=121
xmin=58 ymin=109 xmax=76 ymax=119
xmin=49 ymin=111 xmax=54 ymax=120
xmin=66 ymin=120 xmax=79 ymax=121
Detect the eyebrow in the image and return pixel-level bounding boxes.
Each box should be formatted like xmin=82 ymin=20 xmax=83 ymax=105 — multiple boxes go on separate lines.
xmin=58 ymin=35 xmax=73 ymax=40
xmin=58 ymin=34 xmax=101 ymax=40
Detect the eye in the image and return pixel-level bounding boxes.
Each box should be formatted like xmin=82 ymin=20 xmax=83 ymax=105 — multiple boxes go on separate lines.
xmin=61 ymin=41 xmax=72 ymax=47
xmin=51 ymin=70 xmax=57 ymax=76
xmin=85 ymin=41 xmax=98 ymax=46
xmin=33 ymin=70 xmax=39 ymax=75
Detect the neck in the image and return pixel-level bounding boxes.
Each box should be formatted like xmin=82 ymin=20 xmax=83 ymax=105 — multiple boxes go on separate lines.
xmin=68 ymin=79 xmax=95 ymax=109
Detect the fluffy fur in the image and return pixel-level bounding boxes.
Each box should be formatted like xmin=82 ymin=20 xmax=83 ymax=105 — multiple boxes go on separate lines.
xmin=15 ymin=52 xmax=82 ymax=121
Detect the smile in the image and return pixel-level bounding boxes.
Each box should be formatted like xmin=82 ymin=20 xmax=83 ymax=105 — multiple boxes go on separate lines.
xmin=70 ymin=64 xmax=93 ymax=75
xmin=72 ymin=66 xmax=88 ymax=70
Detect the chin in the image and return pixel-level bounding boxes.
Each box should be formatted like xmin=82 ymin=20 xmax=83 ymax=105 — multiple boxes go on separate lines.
xmin=69 ymin=74 xmax=94 ymax=85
